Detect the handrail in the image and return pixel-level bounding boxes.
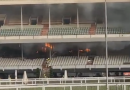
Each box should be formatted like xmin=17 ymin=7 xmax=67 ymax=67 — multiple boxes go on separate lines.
xmin=0 ymin=34 xmax=128 ymax=40
xmin=0 ymin=77 xmax=129 ymax=86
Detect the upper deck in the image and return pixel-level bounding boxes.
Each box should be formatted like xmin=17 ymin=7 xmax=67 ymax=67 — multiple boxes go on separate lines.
xmin=0 ymin=0 xmax=129 ymax=5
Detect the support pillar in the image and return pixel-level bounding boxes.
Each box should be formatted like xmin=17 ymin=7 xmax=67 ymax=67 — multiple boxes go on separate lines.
xmin=15 ymin=70 xmax=17 ymax=80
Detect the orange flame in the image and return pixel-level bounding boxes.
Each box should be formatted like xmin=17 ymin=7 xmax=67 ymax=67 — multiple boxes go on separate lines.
xmin=45 ymin=43 xmax=53 ymax=50
xmin=85 ymin=48 xmax=90 ymax=52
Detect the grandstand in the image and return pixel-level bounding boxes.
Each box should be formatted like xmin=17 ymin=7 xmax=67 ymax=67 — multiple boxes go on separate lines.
xmin=0 ymin=2 xmax=129 ymax=90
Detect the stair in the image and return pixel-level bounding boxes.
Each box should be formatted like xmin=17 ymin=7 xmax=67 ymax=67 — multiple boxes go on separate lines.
xmin=41 ymin=60 xmax=50 ymax=78
xmin=89 ymin=23 xmax=96 ymax=35
xmin=41 ymin=24 xmax=49 ymax=36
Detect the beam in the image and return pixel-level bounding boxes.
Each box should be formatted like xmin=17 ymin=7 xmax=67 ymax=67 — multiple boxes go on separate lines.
xmin=0 ymin=0 xmax=129 ymax=5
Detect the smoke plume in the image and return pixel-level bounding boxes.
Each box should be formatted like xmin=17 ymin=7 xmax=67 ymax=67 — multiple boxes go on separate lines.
xmin=0 ymin=3 xmax=130 ymax=52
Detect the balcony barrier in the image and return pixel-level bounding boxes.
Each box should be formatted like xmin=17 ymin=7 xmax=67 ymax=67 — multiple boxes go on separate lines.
xmin=0 ymin=34 xmax=129 ymax=40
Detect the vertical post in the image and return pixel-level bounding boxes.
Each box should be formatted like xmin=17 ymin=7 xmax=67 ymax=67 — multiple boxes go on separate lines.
xmin=77 ymin=8 xmax=79 ymax=28
xmin=124 ymin=85 xmax=126 ymax=90
xmin=97 ymin=85 xmax=99 ymax=90
xmin=70 ymin=86 xmax=72 ymax=90
xmin=104 ymin=0 xmax=108 ymax=90
xmin=15 ymin=70 xmax=17 ymax=80
xmin=21 ymin=6 xmax=23 ymax=30
xmin=49 ymin=5 xmax=51 ymax=29
xmin=42 ymin=86 xmax=45 ymax=90
xmin=78 ymin=48 xmax=79 ymax=59
xmin=21 ymin=44 xmax=23 ymax=61
xmin=49 ymin=48 xmax=51 ymax=59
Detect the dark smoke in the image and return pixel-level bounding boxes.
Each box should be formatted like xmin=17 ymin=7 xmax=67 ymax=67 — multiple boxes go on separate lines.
xmin=0 ymin=3 xmax=130 ymax=52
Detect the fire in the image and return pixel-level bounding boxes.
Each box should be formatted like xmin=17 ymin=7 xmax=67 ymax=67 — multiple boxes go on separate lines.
xmin=45 ymin=43 xmax=53 ymax=49
xmin=85 ymin=48 xmax=90 ymax=52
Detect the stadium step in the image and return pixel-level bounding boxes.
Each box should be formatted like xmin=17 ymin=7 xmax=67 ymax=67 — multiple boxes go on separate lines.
xmin=87 ymin=56 xmax=94 ymax=65
xmin=42 ymin=59 xmax=50 ymax=78
xmin=89 ymin=23 xmax=96 ymax=35
xmin=41 ymin=24 xmax=49 ymax=35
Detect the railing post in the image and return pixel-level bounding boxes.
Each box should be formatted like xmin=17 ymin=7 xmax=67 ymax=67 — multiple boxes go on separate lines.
xmin=116 ymin=84 xmax=118 ymax=90
xmin=123 ymin=77 xmax=125 ymax=83
xmin=97 ymin=85 xmax=99 ymax=90
xmin=60 ymin=78 xmax=61 ymax=84
xmin=64 ymin=86 xmax=65 ymax=90
xmin=124 ymin=85 xmax=126 ymax=90
xmin=70 ymin=86 xmax=72 ymax=90
xmin=35 ymin=79 xmax=36 ymax=84
xmin=86 ymin=86 xmax=87 ymax=90
xmin=47 ymin=78 xmax=49 ymax=84
xmin=81 ymin=80 xmax=82 ymax=84
xmin=72 ymin=78 xmax=74 ymax=84
xmin=98 ymin=77 xmax=99 ymax=83
xmin=111 ymin=77 xmax=112 ymax=83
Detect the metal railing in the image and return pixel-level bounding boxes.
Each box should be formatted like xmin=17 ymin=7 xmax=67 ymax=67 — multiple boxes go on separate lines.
xmin=51 ymin=64 xmax=130 ymax=69
xmin=0 ymin=77 xmax=130 ymax=86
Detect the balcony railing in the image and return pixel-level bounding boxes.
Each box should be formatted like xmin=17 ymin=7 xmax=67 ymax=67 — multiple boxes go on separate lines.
xmin=0 ymin=34 xmax=128 ymax=40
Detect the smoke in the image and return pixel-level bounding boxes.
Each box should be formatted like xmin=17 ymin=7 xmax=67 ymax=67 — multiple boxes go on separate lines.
xmin=107 ymin=3 xmax=130 ymax=29
xmin=0 ymin=3 xmax=130 ymax=52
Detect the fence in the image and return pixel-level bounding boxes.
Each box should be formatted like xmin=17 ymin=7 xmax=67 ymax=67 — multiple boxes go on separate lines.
xmin=0 ymin=77 xmax=130 ymax=90
xmin=0 ymin=77 xmax=130 ymax=86
xmin=0 ymin=83 xmax=130 ymax=90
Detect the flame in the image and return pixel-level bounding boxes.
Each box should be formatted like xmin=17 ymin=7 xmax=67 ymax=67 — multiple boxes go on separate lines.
xmin=50 ymin=45 xmax=52 ymax=49
xmin=45 ymin=43 xmax=53 ymax=50
xmin=85 ymin=48 xmax=90 ymax=52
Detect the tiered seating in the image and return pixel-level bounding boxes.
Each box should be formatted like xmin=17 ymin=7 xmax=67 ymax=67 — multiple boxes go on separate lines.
xmin=49 ymin=56 xmax=88 ymax=66
xmin=48 ymin=24 xmax=91 ymax=35
xmin=96 ymin=27 xmax=124 ymax=34
xmin=0 ymin=58 xmax=44 ymax=66
xmin=93 ymin=56 xmax=130 ymax=65
xmin=0 ymin=25 xmax=43 ymax=36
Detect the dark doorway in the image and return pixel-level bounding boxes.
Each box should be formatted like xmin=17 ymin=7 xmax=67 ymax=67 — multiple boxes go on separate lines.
xmin=0 ymin=20 xmax=4 ymax=27
xmin=63 ymin=18 xmax=71 ymax=24
xmin=31 ymin=20 xmax=37 ymax=25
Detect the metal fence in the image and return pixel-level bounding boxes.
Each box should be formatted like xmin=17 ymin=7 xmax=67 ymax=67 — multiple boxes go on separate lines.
xmin=0 ymin=77 xmax=130 ymax=90
xmin=0 ymin=77 xmax=130 ymax=86
xmin=0 ymin=83 xmax=130 ymax=90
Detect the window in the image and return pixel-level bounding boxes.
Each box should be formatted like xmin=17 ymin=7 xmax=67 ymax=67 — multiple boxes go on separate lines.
xmin=0 ymin=20 xmax=4 ymax=27
xmin=62 ymin=18 xmax=71 ymax=24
